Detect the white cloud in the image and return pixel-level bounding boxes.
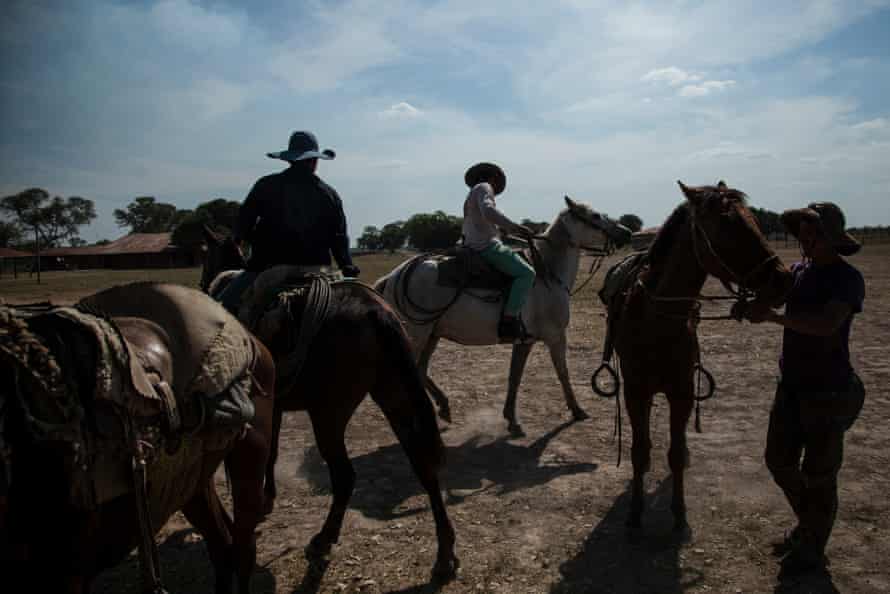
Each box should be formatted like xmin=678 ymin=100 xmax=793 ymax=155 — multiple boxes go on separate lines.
xmin=380 ymin=102 xmax=422 ymax=119
xmin=183 ymin=78 xmax=249 ymax=120
xmin=150 ymin=0 xmax=245 ymax=48
xmin=850 ymin=117 xmax=889 ymax=132
xmin=267 ymin=4 xmax=400 ymax=92
xmin=641 ymin=67 xmax=701 ymax=86
xmin=678 ymin=79 xmax=737 ymax=97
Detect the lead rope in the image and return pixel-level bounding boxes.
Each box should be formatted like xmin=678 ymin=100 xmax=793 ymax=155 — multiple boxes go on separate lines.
xmin=121 ymin=410 xmax=168 ymax=594
xmin=611 ymin=351 xmax=622 ymax=467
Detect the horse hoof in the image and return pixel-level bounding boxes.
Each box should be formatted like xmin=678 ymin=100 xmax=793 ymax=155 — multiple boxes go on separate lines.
xmin=432 ymin=555 xmax=460 ymax=583
xmin=508 ymin=423 xmax=526 ymax=438
xmin=438 ymin=407 xmax=452 ymax=424
xmin=305 ymin=534 xmax=333 ymax=560
xmin=673 ymin=518 xmax=691 ymax=538
xmin=571 ymin=407 xmax=590 ymax=422
xmin=261 ymin=497 xmax=275 ymax=518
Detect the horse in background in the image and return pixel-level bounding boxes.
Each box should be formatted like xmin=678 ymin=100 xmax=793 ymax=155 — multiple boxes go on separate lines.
xmin=374 ymin=197 xmax=631 ymax=436
xmin=612 ymin=181 xmax=792 ymax=535
xmin=201 ymin=228 xmax=459 ymax=581
xmin=0 ymin=283 xmax=276 ymax=594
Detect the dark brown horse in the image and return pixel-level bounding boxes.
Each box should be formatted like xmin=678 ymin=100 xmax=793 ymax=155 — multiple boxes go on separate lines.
xmin=613 ymin=181 xmax=793 ymax=535
xmin=201 ymin=228 xmax=459 ymax=580
xmin=0 ymin=283 xmax=276 ymax=594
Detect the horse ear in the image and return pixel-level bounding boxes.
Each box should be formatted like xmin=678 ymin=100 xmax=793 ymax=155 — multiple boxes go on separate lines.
xmin=677 ymin=180 xmax=702 ymax=208
xmin=202 ymin=224 xmax=220 ymax=244
xmin=564 ymin=195 xmax=577 ymax=210
xmin=717 ymin=180 xmax=728 ymax=190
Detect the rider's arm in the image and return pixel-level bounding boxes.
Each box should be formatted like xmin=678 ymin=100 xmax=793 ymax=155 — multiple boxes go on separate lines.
xmin=755 ymin=301 xmax=852 ymax=336
xmin=327 ymin=188 xmax=355 ymax=270
xmin=234 ymin=180 xmax=263 ymax=245
xmin=475 ymin=184 xmax=521 ymax=234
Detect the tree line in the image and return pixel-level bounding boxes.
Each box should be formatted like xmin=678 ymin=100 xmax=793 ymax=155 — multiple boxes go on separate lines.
xmin=0 ymin=189 xmax=240 ymax=252
xmin=6 ymin=185 xmax=885 ymax=254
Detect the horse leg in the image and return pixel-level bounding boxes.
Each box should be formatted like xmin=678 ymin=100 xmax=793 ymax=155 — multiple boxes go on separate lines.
xmin=625 ymin=383 xmax=652 ymax=532
xmin=305 ymin=396 xmax=363 ymax=558
xmin=503 ymin=342 xmax=534 ymax=437
xmin=370 ymin=371 xmax=458 ymax=581
xmin=667 ymin=392 xmax=694 ymax=533
xmin=183 ymin=481 xmax=235 ymax=594
xmin=262 ymin=406 xmax=283 ymax=516
xmin=419 ymin=336 xmax=451 ymax=423
xmin=547 ymin=335 xmax=588 ymax=422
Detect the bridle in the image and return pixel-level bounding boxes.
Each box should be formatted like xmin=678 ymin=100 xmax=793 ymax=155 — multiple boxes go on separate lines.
xmin=689 ymin=210 xmax=779 ymax=299
xmin=526 ymin=209 xmax=617 ymax=295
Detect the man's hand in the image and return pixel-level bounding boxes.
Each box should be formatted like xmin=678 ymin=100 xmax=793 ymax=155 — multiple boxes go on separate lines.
xmin=342 ymin=264 xmax=361 ymax=278
xmin=744 ymin=302 xmax=774 ymax=324
xmin=515 ymin=225 xmax=535 ymax=239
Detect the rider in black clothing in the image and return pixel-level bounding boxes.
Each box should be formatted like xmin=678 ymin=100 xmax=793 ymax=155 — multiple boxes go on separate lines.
xmin=218 ymin=130 xmax=359 ymax=313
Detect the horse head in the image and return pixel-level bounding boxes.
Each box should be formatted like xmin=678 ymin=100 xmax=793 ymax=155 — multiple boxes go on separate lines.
xmin=558 ymin=196 xmax=632 ymax=250
xmin=677 ymin=180 xmax=792 ymax=307
xmin=200 ymin=224 xmax=245 ymax=294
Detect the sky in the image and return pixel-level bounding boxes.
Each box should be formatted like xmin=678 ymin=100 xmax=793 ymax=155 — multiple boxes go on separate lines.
xmin=1 ymin=0 xmax=889 ymax=244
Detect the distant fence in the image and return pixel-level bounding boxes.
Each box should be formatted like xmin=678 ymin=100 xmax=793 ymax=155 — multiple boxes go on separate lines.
xmin=768 ymin=228 xmax=890 ymax=248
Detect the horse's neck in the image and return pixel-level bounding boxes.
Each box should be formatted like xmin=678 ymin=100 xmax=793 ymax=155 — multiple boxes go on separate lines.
xmin=538 ymin=218 xmax=580 ymax=291
xmin=651 ymin=220 xmax=708 ymax=298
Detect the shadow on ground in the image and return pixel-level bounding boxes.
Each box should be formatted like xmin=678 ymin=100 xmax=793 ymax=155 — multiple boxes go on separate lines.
xmin=551 ymin=477 xmax=703 ymax=593
xmin=298 ymin=420 xmax=597 ymax=520
xmin=92 ymin=528 xmax=277 ymax=593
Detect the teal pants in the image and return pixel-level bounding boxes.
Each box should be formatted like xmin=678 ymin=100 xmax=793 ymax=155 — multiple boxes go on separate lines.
xmin=480 ymin=241 xmax=535 ymax=316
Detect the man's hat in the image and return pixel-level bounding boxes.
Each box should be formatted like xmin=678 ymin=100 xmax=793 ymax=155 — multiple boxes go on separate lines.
xmin=267 ymin=131 xmax=336 ymax=162
xmin=781 ymin=202 xmax=861 ymax=256
xmin=465 ymin=162 xmax=506 ymax=195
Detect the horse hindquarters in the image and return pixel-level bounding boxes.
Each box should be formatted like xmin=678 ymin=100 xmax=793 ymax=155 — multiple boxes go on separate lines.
xmin=367 ymin=314 xmax=458 ymax=580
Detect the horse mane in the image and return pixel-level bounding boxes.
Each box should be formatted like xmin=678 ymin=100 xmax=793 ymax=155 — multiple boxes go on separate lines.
xmin=647 ymin=202 xmax=690 ymax=269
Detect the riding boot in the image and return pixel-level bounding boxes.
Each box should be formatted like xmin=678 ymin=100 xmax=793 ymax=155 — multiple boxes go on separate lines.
xmin=497 ymin=316 xmax=525 ymax=343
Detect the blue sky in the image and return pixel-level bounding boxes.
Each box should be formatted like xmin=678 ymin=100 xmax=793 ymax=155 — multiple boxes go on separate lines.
xmin=2 ymin=0 xmax=889 ymax=243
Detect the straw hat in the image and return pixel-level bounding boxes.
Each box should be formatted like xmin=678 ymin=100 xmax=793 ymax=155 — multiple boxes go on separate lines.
xmin=464 ymin=162 xmax=506 ymax=195
xmin=781 ymin=202 xmax=861 ymax=256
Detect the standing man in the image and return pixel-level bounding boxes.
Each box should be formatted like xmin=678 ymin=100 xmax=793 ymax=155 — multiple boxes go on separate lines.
xmin=218 ymin=131 xmax=359 ymax=313
xmin=745 ymin=202 xmax=865 ymax=577
xmin=462 ymin=162 xmax=535 ymax=342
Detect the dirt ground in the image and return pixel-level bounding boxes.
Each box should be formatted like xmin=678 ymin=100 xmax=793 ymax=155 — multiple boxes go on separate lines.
xmin=5 ymin=245 xmax=888 ymax=593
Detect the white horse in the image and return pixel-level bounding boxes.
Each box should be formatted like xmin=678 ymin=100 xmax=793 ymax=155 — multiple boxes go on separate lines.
xmin=375 ymin=196 xmax=631 ymax=436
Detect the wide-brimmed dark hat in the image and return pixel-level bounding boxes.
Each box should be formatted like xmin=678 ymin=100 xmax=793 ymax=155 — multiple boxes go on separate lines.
xmin=465 ymin=162 xmax=506 ymax=195
xmin=781 ymin=202 xmax=861 ymax=256
xmin=267 ymin=131 xmax=336 ymax=162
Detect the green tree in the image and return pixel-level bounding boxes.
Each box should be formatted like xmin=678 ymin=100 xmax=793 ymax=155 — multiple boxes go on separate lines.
xmin=403 ymin=211 xmax=463 ymax=251
xmin=171 ymin=198 xmax=241 ymax=250
xmin=1 ymin=188 xmax=96 ymax=247
xmin=379 ymin=221 xmax=407 ymax=252
xmin=357 ymin=226 xmax=382 ymax=251
xmin=114 ymin=196 xmax=180 ymax=233
xmin=618 ymin=213 xmax=644 ymax=233
xmin=0 ymin=220 xmax=22 ymax=247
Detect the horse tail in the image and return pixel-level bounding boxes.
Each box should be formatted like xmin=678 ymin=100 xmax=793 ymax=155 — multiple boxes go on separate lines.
xmin=369 ymin=296 xmax=445 ymax=472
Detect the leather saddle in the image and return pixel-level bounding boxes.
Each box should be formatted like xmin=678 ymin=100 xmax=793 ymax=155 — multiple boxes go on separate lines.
xmin=435 ymin=246 xmax=527 ymax=290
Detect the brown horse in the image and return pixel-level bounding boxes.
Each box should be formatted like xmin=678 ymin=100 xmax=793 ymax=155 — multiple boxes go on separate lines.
xmin=613 ymin=181 xmax=792 ymax=535
xmin=0 ymin=283 xmax=276 ymax=594
xmin=201 ymin=228 xmax=459 ymax=581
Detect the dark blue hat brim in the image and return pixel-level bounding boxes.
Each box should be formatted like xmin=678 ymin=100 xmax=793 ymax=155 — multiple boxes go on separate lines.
xmin=267 ymin=148 xmax=335 ymax=161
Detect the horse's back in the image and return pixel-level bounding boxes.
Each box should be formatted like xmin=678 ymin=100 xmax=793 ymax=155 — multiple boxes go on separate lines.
xmin=80 ymin=282 xmax=255 ymax=400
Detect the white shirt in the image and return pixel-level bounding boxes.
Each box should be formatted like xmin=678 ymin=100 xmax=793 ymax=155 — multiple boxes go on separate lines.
xmin=461 ymin=182 xmax=518 ymax=250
